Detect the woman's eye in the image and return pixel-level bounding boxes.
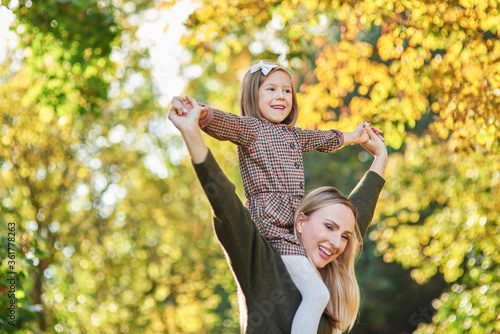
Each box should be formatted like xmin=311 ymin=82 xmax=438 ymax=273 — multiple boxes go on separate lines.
xmin=342 ymin=235 xmax=350 ymax=241
xmin=325 ymin=225 xmax=333 ymax=231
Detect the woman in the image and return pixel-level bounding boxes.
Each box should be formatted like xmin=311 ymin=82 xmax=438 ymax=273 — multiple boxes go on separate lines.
xmin=169 ymin=95 xmax=388 ymax=333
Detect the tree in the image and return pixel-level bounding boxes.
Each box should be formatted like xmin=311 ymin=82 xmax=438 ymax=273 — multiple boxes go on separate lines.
xmin=0 ymin=0 xmax=239 ymax=332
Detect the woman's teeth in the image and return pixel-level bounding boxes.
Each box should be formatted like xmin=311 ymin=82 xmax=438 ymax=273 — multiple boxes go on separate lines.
xmin=319 ymin=245 xmax=332 ymax=256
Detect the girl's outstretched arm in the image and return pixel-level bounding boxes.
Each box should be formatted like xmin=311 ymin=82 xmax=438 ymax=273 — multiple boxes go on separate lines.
xmin=169 ymin=95 xmax=208 ymax=164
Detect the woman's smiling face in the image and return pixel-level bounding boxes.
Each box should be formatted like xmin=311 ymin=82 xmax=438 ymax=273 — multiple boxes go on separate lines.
xmin=296 ymin=203 xmax=356 ymax=269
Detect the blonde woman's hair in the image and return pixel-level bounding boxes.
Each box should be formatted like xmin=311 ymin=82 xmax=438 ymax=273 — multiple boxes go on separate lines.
xmin=294 ymin=187 xmax=362 ymax=332
xmin=238 ymin=61 xmax=299 ymax=128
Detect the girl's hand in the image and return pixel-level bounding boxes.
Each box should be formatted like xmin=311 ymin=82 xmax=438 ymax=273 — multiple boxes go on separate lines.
xmin=362 ymin=124 xmax=387 ymax=158
xmin=344 ymin=120 xmax=386 ymax=145
xmin=344 ymin=120 xmax=370 ymax=145
xmin=169 ymin=95 xmax=203 ymax=133
xmin=170 ymin=96 xmax=190 ymax=116
xmin=168 ymin=95 xmax=209 ymax=163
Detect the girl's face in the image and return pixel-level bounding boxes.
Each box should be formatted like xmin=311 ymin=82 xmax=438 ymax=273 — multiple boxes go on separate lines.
xmin=296 ymin=204 xmax=355 ymax=269
xmin=257 ymin=70 xmax=293 ymax=124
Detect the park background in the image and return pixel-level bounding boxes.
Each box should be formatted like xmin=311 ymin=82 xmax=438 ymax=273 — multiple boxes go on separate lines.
xmin=0 ymin=0 xmax=498 ymax=333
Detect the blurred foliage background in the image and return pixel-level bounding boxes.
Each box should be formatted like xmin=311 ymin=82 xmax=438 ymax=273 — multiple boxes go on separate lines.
xmin=0 ymin=0 xmax=498 ymax=333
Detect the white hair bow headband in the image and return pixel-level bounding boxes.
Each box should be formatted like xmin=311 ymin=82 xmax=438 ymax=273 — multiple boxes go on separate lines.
xmin=250 ymin=60 xmax=278 ymax=76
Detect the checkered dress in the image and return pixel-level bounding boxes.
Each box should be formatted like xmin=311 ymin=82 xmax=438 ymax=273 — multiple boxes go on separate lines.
xmin=199 ymin=107 xmax=344 ymax=256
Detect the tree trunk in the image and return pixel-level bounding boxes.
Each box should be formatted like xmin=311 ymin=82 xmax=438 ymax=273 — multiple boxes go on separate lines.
xmin=33 ymin=259 xmax=49 ymax=331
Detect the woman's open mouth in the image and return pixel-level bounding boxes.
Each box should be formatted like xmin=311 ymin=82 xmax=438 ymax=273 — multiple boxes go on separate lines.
xmin=318 ymin=245 xmax=333 ymax=260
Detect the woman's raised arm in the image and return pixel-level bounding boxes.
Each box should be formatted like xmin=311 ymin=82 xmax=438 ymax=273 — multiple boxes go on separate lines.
xmin=169 ymin=95 xmax=208 ymax=164
xmin=347 ymin=124 xmax=388 ymax=238
xmin=362 ymin=123 xmax=388 ymax=177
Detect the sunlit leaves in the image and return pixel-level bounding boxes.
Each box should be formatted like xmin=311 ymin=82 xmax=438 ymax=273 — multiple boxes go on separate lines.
xmin=426 ymin=34 xmax=500 ymax=152
xmin=11 ymin=0 xmax=119 ymax=115
xmin=414 ymin=259 xmax=499 ymax=333
xmin=373 ymin=135 xmax=499 ymax=276
xmin=370 ymin=134 xmax=499 ymax=332
xmin=0 ymin=65 xmax=89 ymax=332
xmin=1 ymin=1 xmax=240 ymax=333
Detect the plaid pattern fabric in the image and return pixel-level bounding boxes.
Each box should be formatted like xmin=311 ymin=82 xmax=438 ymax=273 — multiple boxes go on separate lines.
xmin=200 ymin=107 xmax=344 ymax=256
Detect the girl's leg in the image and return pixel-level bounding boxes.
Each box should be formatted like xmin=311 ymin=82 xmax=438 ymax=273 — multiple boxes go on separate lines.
xmin=282 ymin=255 xmax=330 ymax=334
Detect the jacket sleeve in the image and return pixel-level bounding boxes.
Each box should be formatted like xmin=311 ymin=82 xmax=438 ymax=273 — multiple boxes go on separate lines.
xmin=294 ymin=127 xmax=345 ymax=153
xmin=192 ymin=150 xmax=278 ymax=295
xmin=347 ymin=171 xmax=386 ymax=239
xmin=198 ymin=106 xmax=259 ymax=148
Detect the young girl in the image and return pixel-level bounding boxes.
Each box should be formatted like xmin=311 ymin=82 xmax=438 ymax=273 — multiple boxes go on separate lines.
xmin=176 ymin=61 xmax=380 ymax=333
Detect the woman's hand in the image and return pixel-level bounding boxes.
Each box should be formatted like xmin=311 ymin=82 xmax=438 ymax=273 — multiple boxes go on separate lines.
xmin=168 ymin=95 xmax=209 ymax=163
xmin=362 ymin=124 xmax=388 ymax=176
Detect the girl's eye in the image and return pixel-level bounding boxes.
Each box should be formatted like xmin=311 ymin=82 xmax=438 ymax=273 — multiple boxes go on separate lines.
xmin=325 ymin=224 xmax=333 ymax=231
xmin=267 ymin=87 xmax=275 ymax=91
xmin=342 ymin=235 xmax=350 ymax=241
xmin=284 ymin=89 xmax=291 ymax=93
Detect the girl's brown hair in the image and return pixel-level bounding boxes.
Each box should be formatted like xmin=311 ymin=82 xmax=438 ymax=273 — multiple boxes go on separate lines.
xmin=294 ymin=187 xmax=363 ymax=332
xmin=238 ymin=61 xmax=299 ymax=128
